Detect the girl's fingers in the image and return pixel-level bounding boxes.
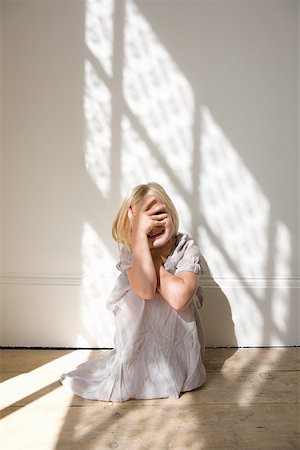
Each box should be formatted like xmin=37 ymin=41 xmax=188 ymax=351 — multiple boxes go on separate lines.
xmin=141 ymin=196 xmax=157 ymax=212
xmin=150 ymin=212 xmax=168 ymax=221
xmin=147 ymin=202 xmax=166 ymax=216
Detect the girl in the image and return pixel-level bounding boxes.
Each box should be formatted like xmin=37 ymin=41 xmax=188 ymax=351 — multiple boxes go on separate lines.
xmin=60 ymin=182 xmax=206 ymax=401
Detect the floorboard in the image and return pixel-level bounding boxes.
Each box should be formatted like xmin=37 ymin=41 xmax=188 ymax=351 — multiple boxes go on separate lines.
xmin=0 ymin=348 xmax=299 ymax=450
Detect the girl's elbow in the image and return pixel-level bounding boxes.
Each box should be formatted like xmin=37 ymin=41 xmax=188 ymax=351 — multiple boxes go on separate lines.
xmin=134 ymin=287 xmax=156 ymax=300
xmin=172 ymin=292 xmax=193 ymax=311
xmin=143 ymin=291 xmax=156 ymax=300
xmin=172 ymin=301 xmax=189 ymax=311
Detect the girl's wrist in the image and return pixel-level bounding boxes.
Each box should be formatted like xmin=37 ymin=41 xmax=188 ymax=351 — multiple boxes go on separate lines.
xmin=131 ymin=230 xmax=148 ymax=246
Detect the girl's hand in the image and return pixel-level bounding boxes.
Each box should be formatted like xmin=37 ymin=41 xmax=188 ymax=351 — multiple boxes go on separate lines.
xmin=128 ymin=196 xmax=167 ymax=241
xmin=127 ymin=197 xmax=167 ymax=300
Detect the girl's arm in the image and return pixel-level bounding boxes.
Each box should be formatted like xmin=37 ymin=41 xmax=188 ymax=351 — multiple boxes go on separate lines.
xmin=127 ymin=197 xmax=167 ymax=300
xmin=157 ymin=264 xmax=199 ymax=311
xmin=128 ymin=230 xmax=157 ymax=300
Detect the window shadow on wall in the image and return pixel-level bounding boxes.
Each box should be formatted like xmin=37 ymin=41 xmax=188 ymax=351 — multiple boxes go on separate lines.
xmin=54 ymin=0 xmax=297 ymax=449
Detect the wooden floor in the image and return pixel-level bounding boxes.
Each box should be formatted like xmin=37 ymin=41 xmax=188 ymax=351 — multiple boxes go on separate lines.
xmin=0 ymin=348 xmax=299 ymax=450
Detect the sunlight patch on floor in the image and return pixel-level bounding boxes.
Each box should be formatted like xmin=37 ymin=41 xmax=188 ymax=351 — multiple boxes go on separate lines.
xmin=0 ymin=350 xmax=91 ymax=410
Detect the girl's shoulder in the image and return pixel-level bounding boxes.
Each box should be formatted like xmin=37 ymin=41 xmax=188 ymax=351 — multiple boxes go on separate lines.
xmin=174 ymin=232 xmax=201 ymax=257
xmin=115 ymin=233 xmax=205 ymax=275
xmin=166 ymin=232 xmax=205 ymax=275
xmin=174 ymin=232 xmax=198 ymax=251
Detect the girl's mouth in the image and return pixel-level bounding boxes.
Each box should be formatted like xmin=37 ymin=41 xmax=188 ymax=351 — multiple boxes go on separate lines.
xmin=148 ymin=228 xmax=165 ymax=239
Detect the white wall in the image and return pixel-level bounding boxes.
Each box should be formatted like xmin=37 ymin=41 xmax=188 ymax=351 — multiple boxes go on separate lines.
xmin=1 ymin=0 xmax=299 ymax=348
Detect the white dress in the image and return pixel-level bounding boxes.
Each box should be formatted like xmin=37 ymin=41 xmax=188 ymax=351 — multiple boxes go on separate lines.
xmin=60 ymin=233 xmax=206 ymax=402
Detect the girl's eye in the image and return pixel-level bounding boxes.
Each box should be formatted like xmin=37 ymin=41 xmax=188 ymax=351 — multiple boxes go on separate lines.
xmin=154 ymin=210 xmax=166 ymax=215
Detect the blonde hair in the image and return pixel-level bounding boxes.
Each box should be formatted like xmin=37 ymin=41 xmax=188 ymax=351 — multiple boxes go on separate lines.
xmin=112 ymin=182 xmax=179 ymax=248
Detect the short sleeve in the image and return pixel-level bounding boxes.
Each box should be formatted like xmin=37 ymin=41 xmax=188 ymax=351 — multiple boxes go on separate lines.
xmin=175 ymin=240 xmax=205 ymax=275
xmin=116 ymin=245 xmax=132 ymax=272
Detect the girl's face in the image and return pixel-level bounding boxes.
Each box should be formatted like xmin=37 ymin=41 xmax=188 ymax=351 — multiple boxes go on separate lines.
xmin=131 ymin=194 xmax=174 ymax=250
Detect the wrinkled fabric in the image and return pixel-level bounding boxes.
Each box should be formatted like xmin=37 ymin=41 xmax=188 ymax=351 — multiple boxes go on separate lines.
xmin=60 ymin=233 xmax=206 ymax=402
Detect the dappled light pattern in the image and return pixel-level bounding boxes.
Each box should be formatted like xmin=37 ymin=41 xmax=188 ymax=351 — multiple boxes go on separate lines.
xmin=84 ymin=60 xmax=111 ymax=198
xmin=198 ymin=106 xmax=292 ymax=346
xmin=123 ymin=0 xmax=194 ymax=193
xmin=200 ymin=105 xmax=270 ymax=286
xmin=81 ymin=0 xmax=294 ymax=348
xmin=1 ymin=348 xmax=298 ymax=449
xmin=121 ymin=115 xmax=192 ymax=232
xmin=82 ymin=0 xmax=118 ymax=348
xmin=271 ymin=221 xmax=292 ymax=336
xmin=273 ymin=221 xmax=292 ymax=282
xmin=85 ymin=0 xmax=114 ymax=77
xmin=0 ymin=1 xmax=298 ymax=449
xmin=80 ymin=222 xmax=117 ymax=347
xmin=199 ymin=224 xmax=265 ymax=345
